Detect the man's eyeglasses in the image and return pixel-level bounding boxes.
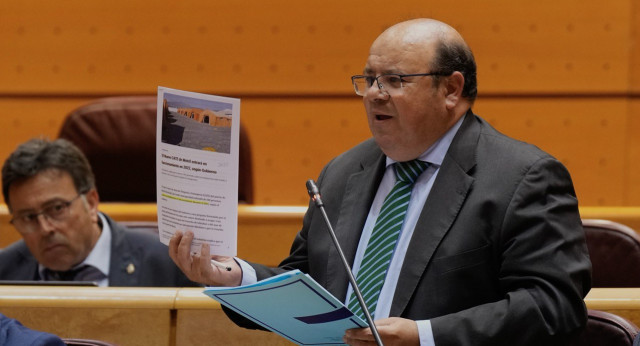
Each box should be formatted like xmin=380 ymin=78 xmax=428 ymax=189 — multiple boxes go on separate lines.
xmin=10 ymin=194 xmax=84 ymax=234
xmin=351 ymin=72 xmax=451 ymax=96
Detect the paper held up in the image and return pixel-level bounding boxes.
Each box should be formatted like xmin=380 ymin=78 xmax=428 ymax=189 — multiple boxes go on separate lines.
xmin=155 ymin=86 xmax=241 ymax=256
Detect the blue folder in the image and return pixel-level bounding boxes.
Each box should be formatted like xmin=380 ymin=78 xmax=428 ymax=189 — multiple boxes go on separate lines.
xmin=204 ymin=270 xmax=367 ymax=345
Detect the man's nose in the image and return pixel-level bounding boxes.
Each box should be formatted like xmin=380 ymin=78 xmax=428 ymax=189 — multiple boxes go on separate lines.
xmin=36 ymin=214 xmax=57 ymax=233
xmin=365 ymin=80 xmax=390 ymax=101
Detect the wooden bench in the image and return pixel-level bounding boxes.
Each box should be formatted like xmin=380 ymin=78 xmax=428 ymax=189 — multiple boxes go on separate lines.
xmin=3 ymin=203 xmax=640 ymax=267
xmin=0 ymin=286 xmax=637 ymax=346
xmin=0 ymin=286 xmax=290 ymax=346
xmin=0 ymin=286 xmax=176 ymax=346
xmin=0 ymin=204 xmax=305 ymax=267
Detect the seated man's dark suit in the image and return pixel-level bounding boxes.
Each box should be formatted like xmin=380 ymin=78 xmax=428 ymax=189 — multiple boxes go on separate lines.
xmin=227 ymin=111 xmax=592 ymax=345
xmin=0 ymin=213 xmax=200 ymax=287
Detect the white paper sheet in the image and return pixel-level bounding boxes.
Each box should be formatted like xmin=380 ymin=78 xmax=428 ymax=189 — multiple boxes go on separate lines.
xmin=156 ymin=86 xmax=240 ymax=256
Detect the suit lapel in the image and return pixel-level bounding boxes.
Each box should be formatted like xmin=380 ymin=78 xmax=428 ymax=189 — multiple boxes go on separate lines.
xmin=390 ymin=111 xmax=479 ymax=316
xmin=17 ymin=244 xmax=41 ymax=280
xmin=106 ymin=215 xmax=140 ymax=286
xmin=326 ymin=147 xmax=386 ymax=301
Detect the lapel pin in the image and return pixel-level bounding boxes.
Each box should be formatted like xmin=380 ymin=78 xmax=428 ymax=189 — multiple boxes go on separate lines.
xmin=126 ymin=263 xmax=135 ymax=274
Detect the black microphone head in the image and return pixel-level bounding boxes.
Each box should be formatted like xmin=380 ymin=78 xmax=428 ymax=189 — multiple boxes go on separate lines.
xmin=306 ymin=179 xmax=319 ymax=198
xmin=306 ymin=179 xmax=324 ymax=207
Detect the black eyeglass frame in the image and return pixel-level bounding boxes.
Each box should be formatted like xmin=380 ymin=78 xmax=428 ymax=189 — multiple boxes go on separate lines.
xmin=9 ymin=193 xmax=85 ymax=233
xmin=350 ymin=72 xmax=452 ymax=96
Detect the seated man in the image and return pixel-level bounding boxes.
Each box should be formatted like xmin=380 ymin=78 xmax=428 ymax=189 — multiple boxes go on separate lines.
xmin=0 ymin=138 xmax=199 ymax=287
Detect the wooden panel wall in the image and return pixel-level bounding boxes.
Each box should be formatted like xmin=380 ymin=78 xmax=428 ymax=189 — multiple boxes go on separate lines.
xmin=1 ymin=0 xmax=639 ymax=206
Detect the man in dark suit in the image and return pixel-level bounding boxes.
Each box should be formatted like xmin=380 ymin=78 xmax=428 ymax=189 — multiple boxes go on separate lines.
xmin=170 ymin=18 xmax=591 ymax=345
xmin=0 ymin=138 xmax=198 ymax=287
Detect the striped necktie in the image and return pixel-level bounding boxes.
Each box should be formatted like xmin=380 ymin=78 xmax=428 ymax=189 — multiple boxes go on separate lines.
xmin=348 ymin=159 xmax=429 ymax=320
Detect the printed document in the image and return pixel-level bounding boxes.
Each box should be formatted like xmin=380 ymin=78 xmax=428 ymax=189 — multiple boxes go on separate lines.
xmin=156 ymin=86 xmax=240 ymax=256
xmin=204 ymin=270 xmax=367 ymax=345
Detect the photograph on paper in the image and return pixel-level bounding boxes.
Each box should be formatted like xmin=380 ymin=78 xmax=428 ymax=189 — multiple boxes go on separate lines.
xmin=156 ymin=86 xmax=240 ymax=256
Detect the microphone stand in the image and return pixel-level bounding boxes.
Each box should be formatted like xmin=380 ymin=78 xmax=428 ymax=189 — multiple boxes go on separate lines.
xmin=306 ymin=180 xmax=384 ymax=346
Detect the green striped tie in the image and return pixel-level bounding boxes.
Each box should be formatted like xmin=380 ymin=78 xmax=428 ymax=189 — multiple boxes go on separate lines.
xmin=348 ymin=159 xmax=429 ymax=320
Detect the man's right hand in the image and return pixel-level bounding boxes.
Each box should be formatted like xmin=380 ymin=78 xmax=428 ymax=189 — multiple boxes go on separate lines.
xmin=168 ymin=230 xmax=242 ymax=287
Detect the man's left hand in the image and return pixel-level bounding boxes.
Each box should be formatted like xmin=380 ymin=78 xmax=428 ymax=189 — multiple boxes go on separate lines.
xmin=343 ymin=317 xmax=419 ymax=346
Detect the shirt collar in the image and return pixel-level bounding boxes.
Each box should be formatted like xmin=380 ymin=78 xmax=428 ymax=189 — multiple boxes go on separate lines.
xmin=83 ymin=212 xmax=111 ymax=276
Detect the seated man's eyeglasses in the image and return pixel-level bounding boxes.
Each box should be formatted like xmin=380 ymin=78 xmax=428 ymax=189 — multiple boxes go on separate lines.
xmin=9 ymin=194 xmax=85 ymax=234
xmin=351 ymin=72 xmax=451 ymax=96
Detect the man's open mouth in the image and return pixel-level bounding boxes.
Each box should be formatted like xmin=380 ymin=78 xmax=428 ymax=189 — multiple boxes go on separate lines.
xmin=375 ymin=114 xmax=392 ymax=120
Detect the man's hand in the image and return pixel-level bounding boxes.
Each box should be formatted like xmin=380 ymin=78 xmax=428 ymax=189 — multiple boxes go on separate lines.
xmin=343 ymin=317 xmax=420 ymax=346
xmin=168 ymin=230 xmax=242 ymax=287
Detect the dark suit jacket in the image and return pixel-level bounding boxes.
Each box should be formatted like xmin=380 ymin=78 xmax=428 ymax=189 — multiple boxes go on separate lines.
xmin=0 ymin=213 xmax=200 ymax=287
xmin=0 ymin=313 xmax=65 ymax=346
xmin=231 ymin=111 xmax=591 ymax=345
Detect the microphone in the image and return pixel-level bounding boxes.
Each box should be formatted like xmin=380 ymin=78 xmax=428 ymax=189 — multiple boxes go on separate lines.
xmin=305 ymin=179 xmax=384 ymax=346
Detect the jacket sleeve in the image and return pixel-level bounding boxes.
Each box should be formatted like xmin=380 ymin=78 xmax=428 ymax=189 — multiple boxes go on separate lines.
xmin=431 ymin=157 xmax=592 ymax=345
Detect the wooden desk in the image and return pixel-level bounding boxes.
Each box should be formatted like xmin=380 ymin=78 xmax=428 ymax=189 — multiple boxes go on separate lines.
xmin=0 ymin=286 xmax=638 ymax=345
xmin=0 ymin=286 xmax=291 ymax=346
xmin=580 ymin=207 xmax=640 ymax=233
xmin=584 ymin=288 xmax=640 ymax=326
xmin=174 ymin=288 xmax=292 ymax=345
xmin=0 ymin=286 xmax=176 ymax=346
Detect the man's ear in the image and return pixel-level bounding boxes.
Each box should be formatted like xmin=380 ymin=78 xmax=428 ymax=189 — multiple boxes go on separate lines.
xmin=84 ymin=188 xmax=100 ymax=222
xmin=444 ymin=71 xmax=465 ymax=110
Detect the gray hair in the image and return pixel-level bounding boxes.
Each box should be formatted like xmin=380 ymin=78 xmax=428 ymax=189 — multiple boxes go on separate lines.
xmin=2 ymin=138 xmax=95 ymax=207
